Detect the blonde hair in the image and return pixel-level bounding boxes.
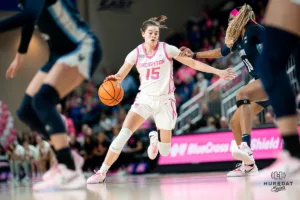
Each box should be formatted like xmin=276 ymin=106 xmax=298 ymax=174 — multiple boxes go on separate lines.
xmin=225 ymin=4 xmax=256 ymax=48
xmin=140 ymin=15 xmax=168 ymax=32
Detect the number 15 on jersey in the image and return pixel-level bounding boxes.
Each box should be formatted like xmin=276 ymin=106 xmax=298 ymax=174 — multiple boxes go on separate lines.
xmin=146 ymin=67 xmax=160 ymax=80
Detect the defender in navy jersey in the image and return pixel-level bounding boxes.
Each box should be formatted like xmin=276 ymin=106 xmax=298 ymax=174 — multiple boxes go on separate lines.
xmin=0 ymin=0 xmax=101 ymax=191
xmin=220 ymin=23 xmax=264 ymax=80
xmin=180 ymin=4 xmax=269 ymax=177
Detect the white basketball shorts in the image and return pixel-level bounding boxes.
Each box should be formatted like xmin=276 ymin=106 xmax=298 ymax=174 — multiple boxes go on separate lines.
xmin=130 ymin=92 xmax=177 ymax=130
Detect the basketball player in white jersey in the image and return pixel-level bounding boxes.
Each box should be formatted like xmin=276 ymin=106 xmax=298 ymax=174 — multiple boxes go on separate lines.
xmin=87 ymin=15 xmax=236 ymax=184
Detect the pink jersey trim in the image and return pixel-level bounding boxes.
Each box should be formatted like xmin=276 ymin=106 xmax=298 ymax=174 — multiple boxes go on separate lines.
xmin=168 ymin=62 xmax=174 ymax=94
xmin=135 ymin=47 xmax=140 ymax=65
xmin=168 ymin=63 xmax=176 ymax=94
xmin=170 ymin=99 xmax=177 ymax=119
xmin=142 ymin=42 xmax=159 ymax=59
xmin=163 ymin=42 xmax=173 ymax=61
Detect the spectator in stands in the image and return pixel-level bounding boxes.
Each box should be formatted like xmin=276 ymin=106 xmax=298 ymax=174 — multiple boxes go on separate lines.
xmin=68 ymin=96 xmax=84 ymax=132
xmin=264 ymin=112 xmax=274 ymax=124
xmin=28 ymin=131 xmax=37 ymax=146
xmin=82 ymin=125 xmax=97 ymax=172
xmin=7 ymin=143 xmax=25 ymax=182
xmin=57 ymin=104 xmax=67 ymax=127
xmin=197 ymin=116 xmax=217 ymax=132
xmin=219 ymin=116 xmax=229 ymax=130
xmin=65 ymin=117 xmax=76 ymax=135
xmin=97 ymin=132 xmax=111 ymax=148
xmin=99 ymin=113 xmax=114 ymax=133
xmin=81 ymin=95 xmax=99 ymax=126
xmin=0 ymin=144 xmax=8 ymax=163
xmin=69 ymin=133 xmax=82 ymax=153
xmin=252 ymin=116 xmax=261 ymax=128
xmin=36 ymin=135 xmax=53 ymax=173
xmin=123 ymin=134 xmax=144 ymax=155
xmin=211 ymin=35 xmax=221 ymax=49
xmin=57 ymin=103 xmax=76 ymax=135
xmin=117 ymin=108 xmax=127 ymax=125
xmin=189 ymin=103 xmax=212 ymax=132
xmin=81 ymin=124 xmax=91 ymax=135
xmin=193 ymin=72 xmax=209 ymax=96
xmin=176 ymin=65 xmax=196 ymax=83
xmin=90 ymin=133 xmax=111 ymax=170
xmin=83 ymin=81 xmax=96 ymax=104
xmin=0 ymin=145 xmax=6 ymax=157
xmin=189 ymin=25 xmax=201 ymax=50
xmin=23 ymin=140 xmax=38 ymax=179
xmin=0 ymin=144 xmax=9 ymax=182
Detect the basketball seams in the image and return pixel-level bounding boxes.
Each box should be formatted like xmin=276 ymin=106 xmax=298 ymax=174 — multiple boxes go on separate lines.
xmin=100 ymin=96 xmax=115 ymax=106
xmin=108 ymin=96 xmax=118 ymax=106
xmin=99 ymin=96 xmax=113 ymax=100
xmin=101 ymin=84 xmax=118 ymax=101
xmin=99 ymin=81 xmax=124 ymax=106
xmin=109 ymin=80 xmax=116 ymax=97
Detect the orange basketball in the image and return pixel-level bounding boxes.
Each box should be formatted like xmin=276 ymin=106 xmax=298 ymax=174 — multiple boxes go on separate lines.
xmin=98 ymin=80 xmax=124 ymax=106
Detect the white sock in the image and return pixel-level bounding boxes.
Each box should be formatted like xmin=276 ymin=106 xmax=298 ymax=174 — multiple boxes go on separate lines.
xmin=158 ymin=142 xmax=171 ymax=156
xmin=99 ymin=163 xmax=110 ymax=174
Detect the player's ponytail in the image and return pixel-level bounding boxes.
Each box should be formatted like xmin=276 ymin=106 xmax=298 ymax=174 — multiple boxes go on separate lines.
xmin=140 ymin=15 xmax=168 ymax=32
xmin=225 ymin=4 xmax=256 ymax=48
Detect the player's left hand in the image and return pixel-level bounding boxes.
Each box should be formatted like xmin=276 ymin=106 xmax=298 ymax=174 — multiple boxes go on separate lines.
xmin=217 ymin=67 xmax=236 ymax=80
xmin=179 ymin=46 xmax=193 ymax=57
xmin=104 ymin=74 xmax=122 ymax=83
xmin=6 ymin=53 xmax=25 ymax=79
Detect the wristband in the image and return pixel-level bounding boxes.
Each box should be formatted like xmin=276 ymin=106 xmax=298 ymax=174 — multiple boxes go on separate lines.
xmin=192 ymin=52 xmax=197 ymax=59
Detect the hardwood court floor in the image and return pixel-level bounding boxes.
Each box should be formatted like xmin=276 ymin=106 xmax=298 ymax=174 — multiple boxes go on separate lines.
xmin=0 ymin=172 xmax=299 ymax=200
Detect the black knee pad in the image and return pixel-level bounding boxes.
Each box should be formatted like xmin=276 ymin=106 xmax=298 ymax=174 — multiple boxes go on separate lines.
xmin=17 ymin=94 xmax=49 ymax=138
xmin=236 ymin=99 xmax=250 ymax=108
xmin=16 ymin=94 xmax=32 ymax=121
xmin=32 ymin=84 xmax=66 ymax=135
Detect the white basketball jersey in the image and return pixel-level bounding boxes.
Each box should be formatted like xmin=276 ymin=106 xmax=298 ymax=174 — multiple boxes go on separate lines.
xmin=135 ymin=42 xmax=175 ymax=96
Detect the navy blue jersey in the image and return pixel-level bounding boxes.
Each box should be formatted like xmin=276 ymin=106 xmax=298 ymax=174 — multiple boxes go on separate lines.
xmin=221 ymin=23 xmax=265 ymax=79
xmin=0 ymin=0 xmax=94 ymax=55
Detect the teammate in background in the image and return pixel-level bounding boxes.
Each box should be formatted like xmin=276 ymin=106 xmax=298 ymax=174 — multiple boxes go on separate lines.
xmin=86 ymin=15 xmax=236 ymax=184
xmin=1 ymin=0 xmax=101 ymax=191
xmin=252 ymin=0 xmax=300 ymax=182
xmin=180 ymin=4 xmax=267 ymax=177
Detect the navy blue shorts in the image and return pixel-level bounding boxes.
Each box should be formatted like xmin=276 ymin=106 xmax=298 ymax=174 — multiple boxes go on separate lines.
xmin=40 ymin=35 xmax=102 ymax=80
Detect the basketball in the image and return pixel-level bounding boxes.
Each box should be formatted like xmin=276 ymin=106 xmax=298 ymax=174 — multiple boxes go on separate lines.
xmin=98 ymin=80 xmax=124 ymax=106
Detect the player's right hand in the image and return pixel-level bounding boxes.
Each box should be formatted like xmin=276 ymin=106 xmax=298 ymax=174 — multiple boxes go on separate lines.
xmin=179 ymin=46 xmax=193 ymax=57
xmin=104 ymin=74 xmax=122 ymax=83
xmin=217 ymin=67 xmax=236 ymax=80
xmin=6 ymin=53 xmax=24 ymax=79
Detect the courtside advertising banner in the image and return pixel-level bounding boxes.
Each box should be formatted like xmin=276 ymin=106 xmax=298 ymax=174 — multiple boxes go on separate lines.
xmin=158 ymin=127 xmax=300 ymax=165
